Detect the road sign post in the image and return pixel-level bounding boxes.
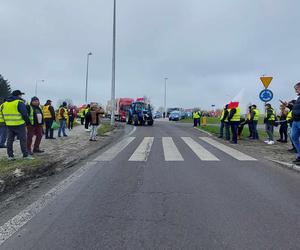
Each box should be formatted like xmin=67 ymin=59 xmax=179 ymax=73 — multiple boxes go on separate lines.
xmin=259 ymin=76 xmax=273 ymax=105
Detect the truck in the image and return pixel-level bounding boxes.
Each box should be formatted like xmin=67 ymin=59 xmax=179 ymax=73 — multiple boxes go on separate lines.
xmin=106 ymin=98 xmax=134 ymax=122
xmin=126 ymin=101 xmax=154 ymax=126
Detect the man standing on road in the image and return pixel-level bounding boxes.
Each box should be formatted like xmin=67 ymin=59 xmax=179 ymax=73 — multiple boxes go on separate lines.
xmin=84 ymin=104 xmax=91 ymax=131
xmin=193 ymin=110 xmax=201 ymax=127
xmin=218 ymin=105 xmax=228 ymax=138
xmin=224 ymin=106 xmax=231 ymax=141
xmin=250 ymin=105 xmax=260 ymax=140
xmin=0 ymin=99 xmax=8 ymax=148
xmin=43 ymin=100 xmax=56 ymax=139
xmin=264 ymin=103 xmax=276 ymax=145
xmin=228 ymin=105 xmax=241 ymax=144
xmin=2 ymin=90 xmax=33 ymax=160
xmin=291 ymin=82 xmax=300 ymax=164
xmin=58 ymin=102 xmax=68 ymax=137
xmin=27 ymin=97 xmax=44 ymax=155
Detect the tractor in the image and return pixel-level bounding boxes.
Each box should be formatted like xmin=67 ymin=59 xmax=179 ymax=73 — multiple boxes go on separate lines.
xmin=126 ymin=101 xmax=154 ymax=126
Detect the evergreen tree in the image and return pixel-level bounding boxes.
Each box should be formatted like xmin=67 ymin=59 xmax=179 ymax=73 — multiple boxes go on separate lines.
xmin=0 ymin=75 xmax=12 ymax=103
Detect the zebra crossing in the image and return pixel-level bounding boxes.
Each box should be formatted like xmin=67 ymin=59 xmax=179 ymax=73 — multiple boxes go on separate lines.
xmin=95 ymin=136 xmax=257 ymax=162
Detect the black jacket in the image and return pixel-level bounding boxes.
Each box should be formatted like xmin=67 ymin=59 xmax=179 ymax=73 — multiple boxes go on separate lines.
xmin=292 ymin=96 xmax=300 ymax=121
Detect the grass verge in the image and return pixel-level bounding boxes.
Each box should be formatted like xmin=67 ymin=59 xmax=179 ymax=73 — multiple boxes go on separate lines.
xmin=198 ymin=125 xmax=278 ymax=140
xmin=0 ymin=157 xmax=46 ymax=177
xmin=97 ymin=123 xmax=115 ymax=136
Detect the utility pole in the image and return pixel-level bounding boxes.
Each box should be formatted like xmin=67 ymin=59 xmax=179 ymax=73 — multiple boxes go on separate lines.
xmin=35 ymin=79 xmax=44 ymax=96
xmin=164 ymin=77 xmax=168 ymax=118
xmin=85 ymin=52 xmax=92 ymax=104
xmin=111 ymin=0 xmax=116 ymax=125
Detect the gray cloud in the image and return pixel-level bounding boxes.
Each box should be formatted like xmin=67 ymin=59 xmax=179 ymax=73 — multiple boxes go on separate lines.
xmin=0 ymin=0 xmax=299 ymax=112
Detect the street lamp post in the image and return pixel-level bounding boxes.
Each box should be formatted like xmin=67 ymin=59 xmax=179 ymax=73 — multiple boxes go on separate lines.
xmin=164 ymin=77 xmax=168 ymax=118
xmin=111 ymin=0 xmax=116 ymax=125
xmin=85 ymin=52 xmax=92 ymax=104
xmin=35 ymin=79 xmax=45 ymax=96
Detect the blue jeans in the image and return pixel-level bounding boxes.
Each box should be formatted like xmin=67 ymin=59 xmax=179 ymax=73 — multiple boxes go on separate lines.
xmin=219 ymin=121 xmax=224 ymax=137
xmin=0 ymin=125 xmax=7 ymax=146
xmin=58 ymin=120 xmax=67 ymax=136
xmin=291 ymin=121 xmax=300 ymax=157
xmin=252 ymin=121 xmax=259 ymax=139
xmin=225 ymin=122 xmax=230 ymax=141
xmin=230 ymin=122 xmax=239 ymax=143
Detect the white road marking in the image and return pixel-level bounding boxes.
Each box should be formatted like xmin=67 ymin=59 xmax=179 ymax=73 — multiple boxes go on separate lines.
xmin=0 ymin=161 xmax=96 ymax=246
xmin=162 ymin=137 xmax=184 ymax=161
xmin=129 ymin=137 xmax=154 ymax=161
xmin=95 ymin=137 xmax=136 ymax=161
xmin=181 ymin=137 xmax=219 ymax=161
xmin=199 ymin=137 xmax=257 ymax=161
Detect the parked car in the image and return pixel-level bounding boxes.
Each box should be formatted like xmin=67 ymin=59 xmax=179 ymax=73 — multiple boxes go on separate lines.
xmin=154 ymin=111 xmax=162 ymax=119
xmin=169 ymin=111 xmax=182 ymax=121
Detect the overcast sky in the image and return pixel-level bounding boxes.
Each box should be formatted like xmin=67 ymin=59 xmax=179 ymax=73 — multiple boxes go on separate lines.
xmin=0 ymin=0 xmax=299 ymax=112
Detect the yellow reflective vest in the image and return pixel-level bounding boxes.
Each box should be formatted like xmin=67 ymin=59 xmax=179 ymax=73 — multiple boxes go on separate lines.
xmin=265 ymin=108 xmax=276 ymax=121
xmin=287 ymin=111 xmax=292 ymax=122
xmin=193 ymin=111 xmax=200 ymax=119
xmin=78 ymin=108 xmax=85 ymax=118
xmin=27 ymin=105 xmax=34 ymax=125
xmin=43 ymin=105 xmax=52 ymax=119
xmin=2 ymin=100 xmax=25 ymax=126
xmin=220 ymin=110 xmax=225 ymax=121
xmin=224 ymin=109 xmax=231 ymax=122
xmin=0 ymin=104 xmax=4 ymax=124
xmin=58 ymin=107 xmax=69 ymax=120
xmin=231 ymin=107 xmax=241 ymax=122
xmin=253 ymin=109 xmax=260 ymax=121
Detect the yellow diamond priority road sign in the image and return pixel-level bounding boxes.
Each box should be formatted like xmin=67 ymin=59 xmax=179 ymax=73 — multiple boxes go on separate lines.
xmin=260 ymin=76 xmax=273 ymax=89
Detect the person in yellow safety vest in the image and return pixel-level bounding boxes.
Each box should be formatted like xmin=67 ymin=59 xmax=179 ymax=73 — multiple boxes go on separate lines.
xmin=264 ymin=103 xmax=276 ymax=145
xmin=276 ymin=104 xmax=288 ymax=143
xmin=285 ymin=100 xmax=296 ymax=152
xmin=218 ymin=104 xmax=228 ymax=139
xmin=246 ymin=106 xmax=254 ymax=139
xmin=1 ymin=90 xmax=33 ymax=160
xmin=250 ymin=105 xmax=260 ymax=140
xmin=58 ymin=101 xmax=69 ymax=137
xmin=223 ymin=106 xmax=231 ymax=141
xmin=84 ymin=104 xmax=91 ymax=130
xmin=78 ymin=107 xmax=85 ymax=125
xmin=26 ymin=96 xmax=44 ymax=155
xmin=43 ymin=100 xmax=56 ymax=139
xmin=0 ymin=99 xmax=8 ymax=148
xmin=228 ymin=106 xmax=241 ymax=144
xmin=193 ymin=110 xmax=201 ymax=127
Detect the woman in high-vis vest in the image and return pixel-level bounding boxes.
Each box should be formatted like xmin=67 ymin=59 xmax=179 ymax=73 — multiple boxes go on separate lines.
xmin=43 ymin=100 xmax=56 ymax=139
xmin=58 ymin=102 xmax=69 ymax=137
xmin=0 ymin=100 xmax=8 ymax=148
xmin=1 ymin=90 xmax=33 ymax=160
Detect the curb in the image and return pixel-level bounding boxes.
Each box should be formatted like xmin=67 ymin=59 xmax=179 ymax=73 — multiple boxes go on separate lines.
xmin=268 ymin=159 xmax=300 ymax=173
xmin=193 ymin=127 xmax=213 ymax=136
xmin=0 ymin=126 xmax=125 ymax=196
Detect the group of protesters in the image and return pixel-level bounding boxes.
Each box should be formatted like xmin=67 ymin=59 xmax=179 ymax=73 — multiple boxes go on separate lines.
xmin=217 ymin=82 xmax=300 ymax=165
xmin=0 ymin=90 xmax=104 ymax=161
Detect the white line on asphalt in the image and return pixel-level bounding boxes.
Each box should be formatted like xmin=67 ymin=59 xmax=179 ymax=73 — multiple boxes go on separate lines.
xmin=162 ymin=137 xmax=184 ymax=161
xmin=181 ymin=137 xmax=219 ymax=161
xmin=95 ymin=137 xmax=136 ymax=161
xmin=128 ymin=137 xmax=154 ymax=162
xmin=199 ymin=137 xmax=257 ymax=161
xmin=0 ymin=161 xmax=96 ymax=246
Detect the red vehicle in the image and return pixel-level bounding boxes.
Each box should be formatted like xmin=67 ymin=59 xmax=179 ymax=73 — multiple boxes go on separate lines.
xmin=107 ymin=98 xmax=134 ymax=122
xmin=118 ymin=98 xmax=134 ymax=122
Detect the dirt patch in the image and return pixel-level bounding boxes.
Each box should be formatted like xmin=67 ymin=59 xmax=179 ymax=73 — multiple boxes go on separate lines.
xmin=0 ymin=121 xmax=123 ymax=195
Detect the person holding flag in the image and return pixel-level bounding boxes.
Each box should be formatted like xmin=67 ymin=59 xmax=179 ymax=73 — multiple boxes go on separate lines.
xmin=227 ymin=102 xmax=241 ymax=144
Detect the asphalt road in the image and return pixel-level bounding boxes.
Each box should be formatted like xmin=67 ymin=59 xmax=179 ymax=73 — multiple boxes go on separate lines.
xmin=1 ymin=121 xmax=300 ymax=249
